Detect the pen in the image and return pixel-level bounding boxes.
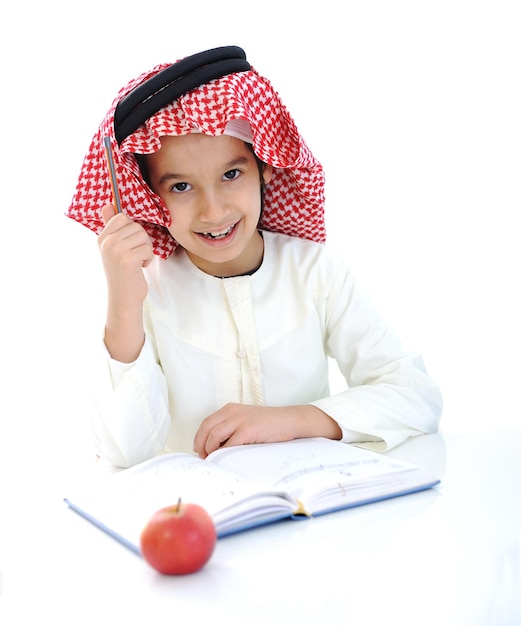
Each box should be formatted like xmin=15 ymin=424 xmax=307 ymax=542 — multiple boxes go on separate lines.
xmin=103 ymin=136 xmax=123 ymax=214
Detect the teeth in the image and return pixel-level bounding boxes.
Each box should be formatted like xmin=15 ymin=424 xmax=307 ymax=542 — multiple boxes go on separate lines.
xmin=202 ymin=225 xmax=234 ymax=239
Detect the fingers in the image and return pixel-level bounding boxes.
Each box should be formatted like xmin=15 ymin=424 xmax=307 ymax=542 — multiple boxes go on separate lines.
xmin=194 ymin=405 xmax=236 ymax=458
xmin=98 ymin=206 xmax=154 ymax=264
xmin=193 ymin=404 xmax=285 ymax=459
xmin=101 ymin=203 xmax=118 ymax=225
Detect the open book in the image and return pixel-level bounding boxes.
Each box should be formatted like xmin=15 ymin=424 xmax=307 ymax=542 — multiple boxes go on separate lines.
xmin=64 ymin=437 xmax=440 ymax=554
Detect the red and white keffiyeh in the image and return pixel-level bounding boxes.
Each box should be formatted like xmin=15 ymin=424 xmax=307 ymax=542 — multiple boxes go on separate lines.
xmin=67 ymin=59 xmax=326 ymax=259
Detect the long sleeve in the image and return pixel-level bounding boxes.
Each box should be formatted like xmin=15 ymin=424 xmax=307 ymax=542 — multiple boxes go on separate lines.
xmin=90 ymin=337 xmax=171 ymax=467
xmin=310 ymin=259 xmax=442 ymax=451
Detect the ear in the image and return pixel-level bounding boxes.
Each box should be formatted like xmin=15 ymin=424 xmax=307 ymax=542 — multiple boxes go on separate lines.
xmin=262 ymin=164 xmax=273 ymax=184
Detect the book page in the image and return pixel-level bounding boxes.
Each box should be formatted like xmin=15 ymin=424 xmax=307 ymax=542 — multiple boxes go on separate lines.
xmin=208 ymin=438 xmax=434 ymax=513
xmin=67 ymin=453 xmax=297 ymax=544
xmin=208 ymin=438 xmax=411 ymax=485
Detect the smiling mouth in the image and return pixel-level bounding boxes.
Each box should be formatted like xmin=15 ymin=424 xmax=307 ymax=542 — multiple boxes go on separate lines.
xmin=198 ymin=222 xmax=238 ymax=240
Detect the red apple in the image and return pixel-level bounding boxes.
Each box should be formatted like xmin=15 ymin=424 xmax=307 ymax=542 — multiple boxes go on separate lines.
xmin=139 ymin=499 xmax=216 ymax=575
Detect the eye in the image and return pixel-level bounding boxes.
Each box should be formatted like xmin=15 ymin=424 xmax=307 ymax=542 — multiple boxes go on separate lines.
xmin=223 ymin=169 xmax=240 ymax=181
xmin=170 ymin=182 xmax=191 ymax=193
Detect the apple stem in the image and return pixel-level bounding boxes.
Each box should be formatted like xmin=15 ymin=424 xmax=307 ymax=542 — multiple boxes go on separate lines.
xmin=176 ymin=497 xmax=182 ymax=512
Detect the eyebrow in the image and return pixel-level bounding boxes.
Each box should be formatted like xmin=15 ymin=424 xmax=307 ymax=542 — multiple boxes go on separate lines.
xmin=157 ymin=156 xmax=251 ymax=187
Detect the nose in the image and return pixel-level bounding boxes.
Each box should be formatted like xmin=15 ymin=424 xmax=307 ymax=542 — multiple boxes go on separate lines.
xmin=198 ymin=188 xmax=228 ymax=223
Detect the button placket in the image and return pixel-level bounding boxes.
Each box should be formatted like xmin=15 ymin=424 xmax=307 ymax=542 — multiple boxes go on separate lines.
xmin=223 ymin=278 xmax=264 ymax=406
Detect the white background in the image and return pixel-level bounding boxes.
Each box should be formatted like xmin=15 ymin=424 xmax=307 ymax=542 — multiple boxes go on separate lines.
xmin=0 ymin=0 xmax=519 ymax=472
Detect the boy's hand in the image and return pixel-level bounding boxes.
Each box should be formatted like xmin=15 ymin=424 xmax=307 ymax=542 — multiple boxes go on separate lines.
xmin=98 ymin=204 xmax=154 ymax=308
xmin=193 ymin=403 xmax=342 ymax=458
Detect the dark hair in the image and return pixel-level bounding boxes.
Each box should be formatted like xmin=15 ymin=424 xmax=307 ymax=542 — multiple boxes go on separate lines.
xmin=246 ymin=143 xmax=268 ymax=217
xmin=134 ymin=152 xmax=151 ymax=188
xmin=245 ymin=142 xmax=268 ymax=191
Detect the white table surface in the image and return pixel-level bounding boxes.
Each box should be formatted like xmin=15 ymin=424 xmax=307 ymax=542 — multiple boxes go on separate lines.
xmin=1 ymin=429 xmax=520 ymax=626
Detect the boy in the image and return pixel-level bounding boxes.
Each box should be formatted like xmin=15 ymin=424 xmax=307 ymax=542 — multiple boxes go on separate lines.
xmin=67 ymin=46 xmax=442 ymax=467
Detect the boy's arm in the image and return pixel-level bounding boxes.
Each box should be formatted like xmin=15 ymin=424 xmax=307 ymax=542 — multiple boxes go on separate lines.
xmin=98 ymin=204 xmax=154 ymax=362
xmin=193 ymin=403 xmax=342 ymax=459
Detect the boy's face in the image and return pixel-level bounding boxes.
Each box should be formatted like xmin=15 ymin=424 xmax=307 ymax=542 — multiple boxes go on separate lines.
xmin=145 ymin=133 xmax=272 ymax=277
